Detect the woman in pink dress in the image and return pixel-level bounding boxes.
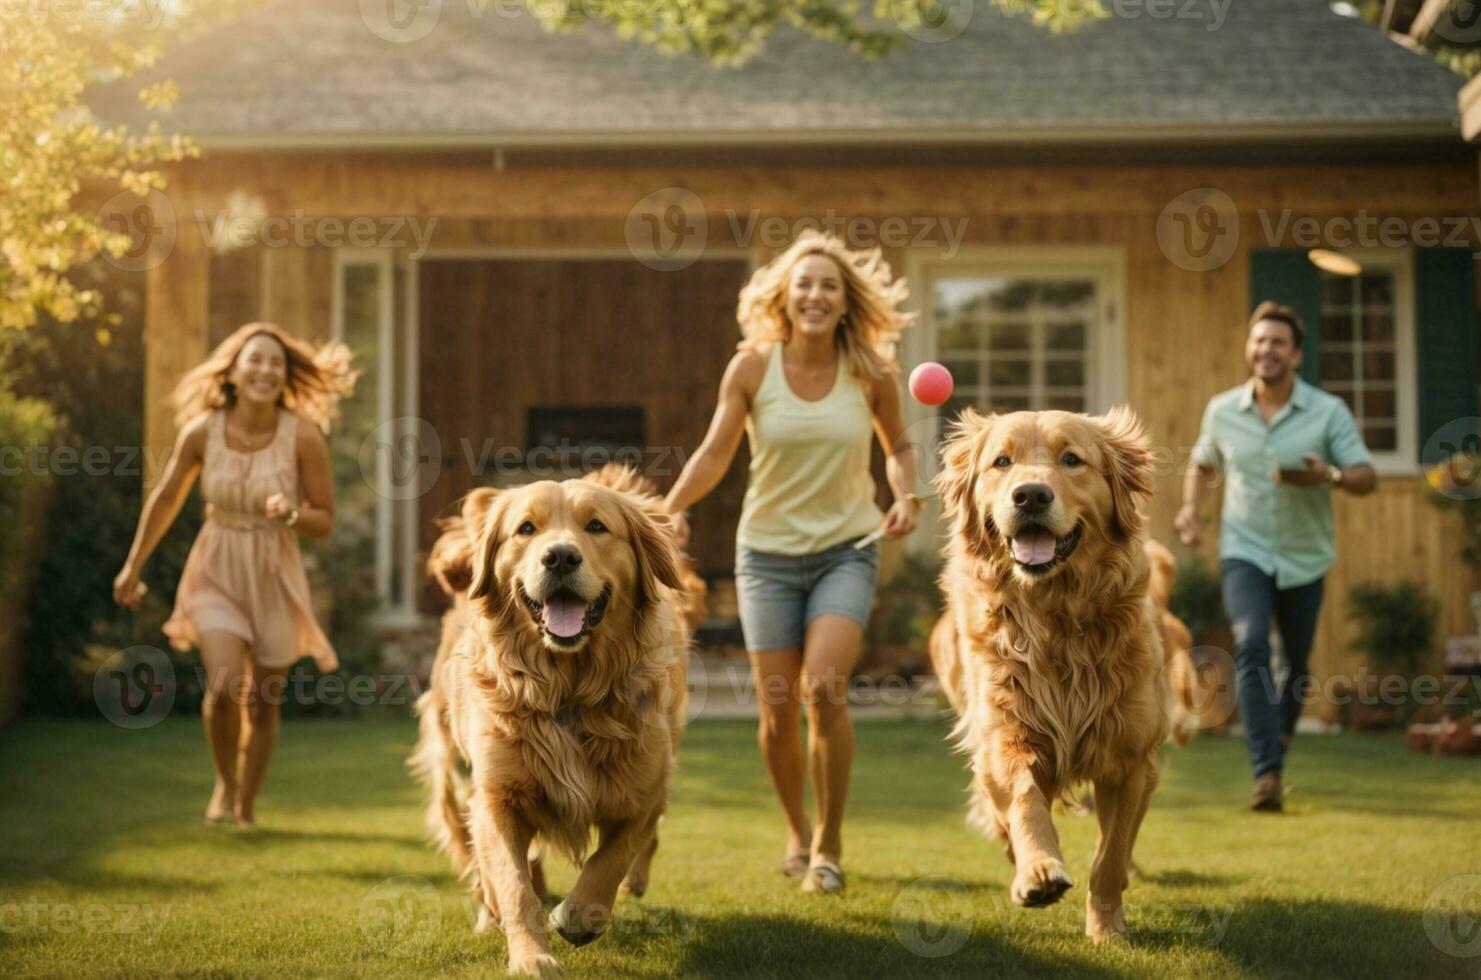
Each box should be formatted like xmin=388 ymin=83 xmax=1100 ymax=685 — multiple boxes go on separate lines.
xmin=114 ymin=322 xmax=356 ymax=826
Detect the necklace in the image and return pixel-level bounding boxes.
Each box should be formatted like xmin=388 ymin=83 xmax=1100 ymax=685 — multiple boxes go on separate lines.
xmin=226 ymin=417 xmax=275 ymax=451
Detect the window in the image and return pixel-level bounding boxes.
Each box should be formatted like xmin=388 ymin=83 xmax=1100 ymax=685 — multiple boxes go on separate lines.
xmin=1316 ymin=251 xmax=1416 ymax=472
xmin=932 ymin=277 xmax=1101 ymax=418
xmin=333 ymin=250 xmax=420 ymax=621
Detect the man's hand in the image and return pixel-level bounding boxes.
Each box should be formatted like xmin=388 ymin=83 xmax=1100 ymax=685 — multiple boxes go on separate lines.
xmin=1275 ymin=453 xmax=1330 ymax=488
xmin=1174 ymin=503 xmax=1203 ymax=547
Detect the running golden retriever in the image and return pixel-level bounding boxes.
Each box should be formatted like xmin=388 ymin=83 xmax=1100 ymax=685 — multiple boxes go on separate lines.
xmin=410 ymin=470 xmax=692 ymax=977
xmin=929 ymin=407 xmax=1167 ymax=942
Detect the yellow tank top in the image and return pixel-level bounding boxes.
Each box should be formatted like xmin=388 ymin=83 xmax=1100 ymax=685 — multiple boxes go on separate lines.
xmin=736 ymin=344 xmax=883 ymax=555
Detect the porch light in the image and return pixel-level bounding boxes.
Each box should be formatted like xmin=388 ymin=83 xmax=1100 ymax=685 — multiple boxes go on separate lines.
xmin=1308 ymin=249 xmax=1361 ymax=276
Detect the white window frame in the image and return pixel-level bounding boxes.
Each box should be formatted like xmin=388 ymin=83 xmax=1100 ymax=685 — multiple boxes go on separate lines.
xmin=331 ymin=247 xmax=424 ymax=625
xmin=903 ymin=246 xmax=1128 ymax=554
xmin=1316 ymin=246 xmax=1417 ymax=476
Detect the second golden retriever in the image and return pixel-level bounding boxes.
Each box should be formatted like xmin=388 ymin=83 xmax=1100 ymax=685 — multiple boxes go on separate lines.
xmin=929 ymin=407 xmax=1167 ymax=942
xmin=410 ymin=473 xmax=691 ymax=976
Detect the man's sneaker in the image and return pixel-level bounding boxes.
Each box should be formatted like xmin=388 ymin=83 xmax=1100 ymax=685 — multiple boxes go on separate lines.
xmin=1251 ymin=772 xmax=1283 ymax=812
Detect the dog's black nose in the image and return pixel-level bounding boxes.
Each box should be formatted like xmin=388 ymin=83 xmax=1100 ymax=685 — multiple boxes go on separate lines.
xmin=542 ymin=543 xmax=583 ymax=574
xmin=1012 ymin=483 xmax=1054 ymax=514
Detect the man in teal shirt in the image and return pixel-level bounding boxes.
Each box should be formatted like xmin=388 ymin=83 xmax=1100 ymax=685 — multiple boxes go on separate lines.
xmin=1177 ymin=301 xmax=1376 ymax=811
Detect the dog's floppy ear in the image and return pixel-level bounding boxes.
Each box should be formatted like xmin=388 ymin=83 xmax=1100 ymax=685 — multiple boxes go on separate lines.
xmin=467 ymin=491 xmax=509 ymax=602
xmin=427 ymin=488 xmax=501 ymax=596
xmin=620 ymin=494 xmax=683 ymax=604
xmin=933 ymin=408 xmax=998 ymax=558
xmin=1096 ymin=406 xmax=1155 ymax=539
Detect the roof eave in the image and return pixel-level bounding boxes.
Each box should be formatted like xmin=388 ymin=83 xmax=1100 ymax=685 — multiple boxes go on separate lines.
xmin=179 ymin=121 xmax=1463 ymax=154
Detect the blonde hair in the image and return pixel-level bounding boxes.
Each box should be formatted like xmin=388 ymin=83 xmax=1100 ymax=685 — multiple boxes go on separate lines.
xmin=170 ymin=322 xmax=358 ymax=432
xmin=737 ymin=229 xmax=914 ymax=381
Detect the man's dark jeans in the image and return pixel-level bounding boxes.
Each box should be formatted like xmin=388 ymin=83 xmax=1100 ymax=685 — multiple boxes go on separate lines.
xmin=1220 ymin=559 xmax=1325 ymax=779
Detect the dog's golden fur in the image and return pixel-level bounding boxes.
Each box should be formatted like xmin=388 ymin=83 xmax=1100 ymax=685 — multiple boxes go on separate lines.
xmin=409 ymin=467 xmax=694 ymax=976
xmin=929 ymin=407 xmax=1168 ymax=942
xmin=1145 ymin=539 xmax=1203 ymax=746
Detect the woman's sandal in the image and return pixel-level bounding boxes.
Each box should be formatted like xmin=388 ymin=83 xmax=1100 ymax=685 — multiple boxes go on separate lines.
xmin=780 ymin=846 xmax=810 ymax=877
xmin=800 ymin=860 xmax=845 ymax=895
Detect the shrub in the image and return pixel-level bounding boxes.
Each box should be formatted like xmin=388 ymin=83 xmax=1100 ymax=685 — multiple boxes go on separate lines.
xmin=1347 ymin=580 xmax=1439 ymax=678
xmin=1169 ymin=555 xmax=1228 ymax=641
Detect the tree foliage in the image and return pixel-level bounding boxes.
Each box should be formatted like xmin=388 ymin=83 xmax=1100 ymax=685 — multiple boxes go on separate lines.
xmin=530 ymin=0 xmax=1104 ymax=65
xmin=1 ymin=5 xmax=200 ymax=331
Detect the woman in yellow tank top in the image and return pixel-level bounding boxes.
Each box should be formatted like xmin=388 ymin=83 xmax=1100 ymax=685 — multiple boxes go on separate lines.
xmin=665 ymin=231 xmax=921 ymax=894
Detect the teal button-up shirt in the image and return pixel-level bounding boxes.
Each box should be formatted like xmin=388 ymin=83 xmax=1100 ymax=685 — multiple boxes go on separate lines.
xmin=1191 ymin=378 xmax=1374 ymax=588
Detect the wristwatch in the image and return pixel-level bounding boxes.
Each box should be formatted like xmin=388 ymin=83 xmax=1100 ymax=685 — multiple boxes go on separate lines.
xmin=1327 ymin=466 xmax=1343 ymax=487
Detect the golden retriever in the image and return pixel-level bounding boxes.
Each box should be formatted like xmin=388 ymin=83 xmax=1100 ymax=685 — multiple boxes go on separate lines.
xmin=410 ymin=470 xmax=691 ymax=976
xmin=1145 ymin=539 xmax=1202 ymax=746
xmin=929 ymin=407 xmax=1167 ymax=942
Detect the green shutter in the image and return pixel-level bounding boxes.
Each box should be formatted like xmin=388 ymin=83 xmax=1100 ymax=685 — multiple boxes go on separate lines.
xmin=1416 ymin=247 xmax=1479 ymax=468
xmin=1250 ymin=249 xmax=1322 ymax=385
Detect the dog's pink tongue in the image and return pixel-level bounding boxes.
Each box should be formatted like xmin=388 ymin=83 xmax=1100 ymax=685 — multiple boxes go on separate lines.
xmin=543 ymin=596 xmax=586 ymax=638
xmin=1012 ymin=528 xmax=1057 ymax=565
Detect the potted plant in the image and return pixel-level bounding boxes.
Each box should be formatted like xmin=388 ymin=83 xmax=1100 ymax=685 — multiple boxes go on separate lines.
xmin=1344 ymin=580 xmax=1438 ymax=732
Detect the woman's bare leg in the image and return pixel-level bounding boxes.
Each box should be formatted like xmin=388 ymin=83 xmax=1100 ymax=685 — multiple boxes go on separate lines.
xmin=197 ymin=631 xmax=248 ymax=823
xmin=800 ymin=615 xmax=863 ymax=866
xmin=747 ymin=649 xmax=811 ymax=857
xmin=235 ymin=658 xmax=287 ymax=827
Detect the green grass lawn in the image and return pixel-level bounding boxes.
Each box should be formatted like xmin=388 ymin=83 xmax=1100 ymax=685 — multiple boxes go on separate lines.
xmin=1 ymin=717 xmax=1479 ymax=978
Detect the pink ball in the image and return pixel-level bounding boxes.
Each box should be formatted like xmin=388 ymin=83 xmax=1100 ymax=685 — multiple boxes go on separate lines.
xmin=909 ymin=362 xmax=954 ymax=406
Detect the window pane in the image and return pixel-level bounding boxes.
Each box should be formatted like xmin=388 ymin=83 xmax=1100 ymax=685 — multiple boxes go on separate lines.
xmin=1360 ymin=274 xmax=1393 ymax=306
xmin=1322 ymin=311 xmax=1354 ymax=343
xmin=989 ymin=358 xmax=1030 ymax=387
xmin=941 ymin=358 xmax=980 ymax=387
xmin=1361 ymin=312 xmax=1395 ymax=343
xmin=1363 ymin=423 xmax=1397 ymax=451
xmin=1320 ymin=351 xmax=1354 ymax=382
xmin=1362 ymin=349 xmax=1396 ymax=382
xmin=1361 ymin=388 xmax=1396 ymax=420
xmin=1045 ymin=359 xmax=1084 ymax=387
xmin=991 ymin=394 xmax=1031 ymax=413
xmin=1323 ymin=274 xmax=1354 ymax=305
xmin=990 ymin=322 xmax=1030 ymax=351
xmin=1047 ymin=394 xmax=1086 ymax=412
xmin=1047 ymin=321 xmax=1085 ymax=350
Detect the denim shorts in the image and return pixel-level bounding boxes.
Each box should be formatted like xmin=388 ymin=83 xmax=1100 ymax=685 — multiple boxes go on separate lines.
xmin=734 ymin=539 xmax=880 ymax=653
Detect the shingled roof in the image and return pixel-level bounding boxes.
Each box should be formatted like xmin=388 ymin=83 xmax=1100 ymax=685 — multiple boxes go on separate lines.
xmin=87 ymin=0 xmax=1466 ymax=149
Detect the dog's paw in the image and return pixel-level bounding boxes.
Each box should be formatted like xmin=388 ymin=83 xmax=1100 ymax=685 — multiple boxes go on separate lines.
xmin=1011 ymin=858 xmax=1074 ymax=908
xmin=1085 ymin=895 xmax=1127 ymax=943
xmin=550 ymin=899 xmax=609 ymax=947
xmin=507 ymin=951 xmax=563 ymax=978
xmin=621 ymin=868 xmax=649 ymax=899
